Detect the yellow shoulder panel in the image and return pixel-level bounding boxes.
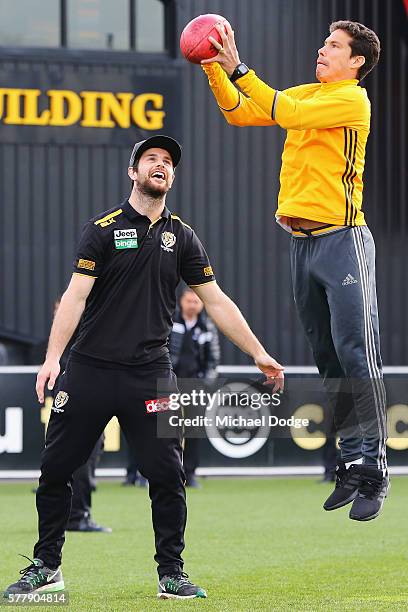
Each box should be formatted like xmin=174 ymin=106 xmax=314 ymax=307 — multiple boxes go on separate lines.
xmin=171 ymin=214 xmax=192 ymax=230
xmin=94 ymin=209 xmax=123 ymax=227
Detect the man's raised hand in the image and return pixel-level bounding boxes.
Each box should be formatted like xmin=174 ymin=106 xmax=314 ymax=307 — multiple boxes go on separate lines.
xmin=201 ymin=22 xmax=241 ymax=76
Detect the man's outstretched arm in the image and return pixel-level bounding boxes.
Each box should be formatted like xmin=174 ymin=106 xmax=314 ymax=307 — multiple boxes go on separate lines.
xmin=192 ymin=282 xmax=284 ymax=391
xmin=36 ymin=273 xmax=95 ymax=403
xmin=203 ymin=22 xmax=368 ymax=131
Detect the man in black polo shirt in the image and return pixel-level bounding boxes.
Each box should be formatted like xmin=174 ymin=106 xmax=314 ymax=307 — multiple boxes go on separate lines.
xmin=4 ymin=135 xmax=284 ymax=601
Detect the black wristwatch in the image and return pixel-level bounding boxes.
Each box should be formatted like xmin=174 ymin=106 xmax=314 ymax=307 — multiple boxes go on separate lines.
xmin=229 ymin=63 xmax=250 ymax=83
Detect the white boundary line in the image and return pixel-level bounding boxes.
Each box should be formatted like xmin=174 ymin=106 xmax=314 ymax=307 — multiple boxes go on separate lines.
xmin=0 ymin=366 xmax=41 ymax=373
xmin=217 ymin=365 xmax=408 ymax=375
xmin=0 ymin=365 xmax=407 ymax=374
xmin=2 ymin=466 xmax=408 ymax=479
xmin=218 ymin=365 xmax=319 ymax=374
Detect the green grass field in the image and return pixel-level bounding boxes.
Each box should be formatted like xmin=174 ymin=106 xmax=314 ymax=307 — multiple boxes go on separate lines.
xmin=1 ymin=477 xmax=407 ymax=611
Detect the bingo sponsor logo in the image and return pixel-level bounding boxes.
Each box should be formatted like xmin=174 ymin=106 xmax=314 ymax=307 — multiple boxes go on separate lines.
xmin=145 ymin=397 xmax=171 ymax=414
xmin=114 ymin=228 xmax=138 ymax=249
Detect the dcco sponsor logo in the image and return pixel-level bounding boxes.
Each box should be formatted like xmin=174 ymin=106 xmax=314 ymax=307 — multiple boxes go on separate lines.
xmin=145 ymin=397 xmax=172 ymax=414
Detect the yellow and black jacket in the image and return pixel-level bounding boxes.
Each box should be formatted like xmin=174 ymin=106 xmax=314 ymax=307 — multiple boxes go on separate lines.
xmin=203 ymin=63 xmax=371 ymax=227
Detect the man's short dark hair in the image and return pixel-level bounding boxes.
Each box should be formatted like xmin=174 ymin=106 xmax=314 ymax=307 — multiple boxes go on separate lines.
xmin=330 ymin=20 xmax=380 ymax=80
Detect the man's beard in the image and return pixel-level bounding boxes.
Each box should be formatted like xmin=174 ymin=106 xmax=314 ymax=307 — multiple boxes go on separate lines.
xmin=136 ymin=176 xmax=168 ymax=199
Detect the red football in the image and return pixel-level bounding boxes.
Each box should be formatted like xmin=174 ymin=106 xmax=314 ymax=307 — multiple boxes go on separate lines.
xmin=180 ymin=14 xmax=230 ymax=64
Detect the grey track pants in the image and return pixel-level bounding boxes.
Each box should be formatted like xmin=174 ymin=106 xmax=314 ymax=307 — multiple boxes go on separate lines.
xmin=290 ymin=225 xmax=387 ymax=471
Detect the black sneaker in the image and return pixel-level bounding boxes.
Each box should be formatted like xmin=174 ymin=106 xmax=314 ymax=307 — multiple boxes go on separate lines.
xmin=157 ymin=572 xmax=207 ymax=599
xmin=349 ymin=466 xmax=390 ymax=521
xmin=3 ymin=556 xmax=64 ymax=598
xmin=323 ymin=461 xmax=362 ymax=511
xmin=66 ymin=517 xmax=112 ymax=533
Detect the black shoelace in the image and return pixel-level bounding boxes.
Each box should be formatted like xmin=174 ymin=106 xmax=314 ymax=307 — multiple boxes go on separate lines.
xmin=164 ymin=572 xmax=192 ymax=592
xmin=168 ymin=572 xmax=192 ymax=587
xmin=18 ymin=555 xmax=43 ymax=584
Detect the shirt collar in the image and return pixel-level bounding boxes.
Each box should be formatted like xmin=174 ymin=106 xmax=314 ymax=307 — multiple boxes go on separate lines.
xmin=122 ymin=200 xmax=170 ymax=221
xmin=320 ymin=79 xmax=359 ymax=88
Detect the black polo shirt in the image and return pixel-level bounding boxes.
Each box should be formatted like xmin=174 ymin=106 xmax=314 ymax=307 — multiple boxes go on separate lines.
xmin=70 ymin=200 xmax=215 ymax=365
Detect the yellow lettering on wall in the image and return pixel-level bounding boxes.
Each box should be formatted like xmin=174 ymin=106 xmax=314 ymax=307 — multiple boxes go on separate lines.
xmin=0 ymin=87 xmax=166 ymax=130
xmin=2 ymin=89 xmax=25 ymax=124
xmin=132 ymin=93 xmax=165 ymax=130
xmin=100 ymin=92 xmax=133 ymax=128
xmin=81 ymin=91 xmax=134 ymax=128
xmin=0 ymin=89 xmax=6 ymax=120
xmin=48 ymin=90 xmax=82 ymax=126
xmin=104 ymin=417 xmax=121 ymax=452
xmin=23 ymin=90 xmax=50 ymax=125
xmin=80 ymin=91 xmax=103 ymax=127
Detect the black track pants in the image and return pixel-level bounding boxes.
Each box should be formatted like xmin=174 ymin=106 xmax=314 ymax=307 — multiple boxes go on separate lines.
xmin=290 ymin=226 xmax=387 ymax=471
xmin=68 ymin=435 xmax=103 ymax=524
xmin=34 ymin=357 xmax=185 ymax=576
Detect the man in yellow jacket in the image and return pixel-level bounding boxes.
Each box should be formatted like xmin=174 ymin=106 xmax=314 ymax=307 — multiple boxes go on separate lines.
xmin=201 ymin=20 xmax=388 ymax=521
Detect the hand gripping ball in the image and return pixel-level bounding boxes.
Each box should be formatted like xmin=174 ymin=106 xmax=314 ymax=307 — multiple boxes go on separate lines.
xmin=180 ymin=13 xmax=230 ymax=64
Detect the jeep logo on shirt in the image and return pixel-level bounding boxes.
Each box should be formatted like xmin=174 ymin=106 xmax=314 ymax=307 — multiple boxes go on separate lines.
xmin=114 ymin=228 xmax=138 ymax=249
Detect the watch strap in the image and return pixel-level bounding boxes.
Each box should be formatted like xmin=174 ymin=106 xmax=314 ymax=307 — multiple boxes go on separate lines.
xmin=230 ymin=63 xmax=249 ymax=83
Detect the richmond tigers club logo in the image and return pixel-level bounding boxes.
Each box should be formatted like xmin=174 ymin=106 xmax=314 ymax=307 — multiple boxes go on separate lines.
xmin=53 ymin=391 xmax=69 ymax=413
xmin=161 ymin=232 xmax=176 ymax=252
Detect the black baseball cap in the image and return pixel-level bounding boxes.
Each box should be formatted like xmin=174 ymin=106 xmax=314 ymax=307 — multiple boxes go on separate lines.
xmin=129 ymin=135 xmax=182 ymax=168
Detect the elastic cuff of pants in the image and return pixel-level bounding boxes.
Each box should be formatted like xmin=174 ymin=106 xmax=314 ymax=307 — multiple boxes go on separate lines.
xmin=33 ymin=556 xmax=59 ymax=571
xmin=158 ymin=567 xmax=183 ymax=578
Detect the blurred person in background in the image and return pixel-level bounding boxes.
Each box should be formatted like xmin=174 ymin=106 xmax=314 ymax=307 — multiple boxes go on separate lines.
xmin=169 ymin=287 xmax=220 ymax=488
xmin=122 ymin=448 xmax=148 ymax=488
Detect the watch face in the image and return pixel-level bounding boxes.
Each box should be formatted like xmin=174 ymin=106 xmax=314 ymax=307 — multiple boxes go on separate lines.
xmin=231 ymin=64 xmax=248 ymax=82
